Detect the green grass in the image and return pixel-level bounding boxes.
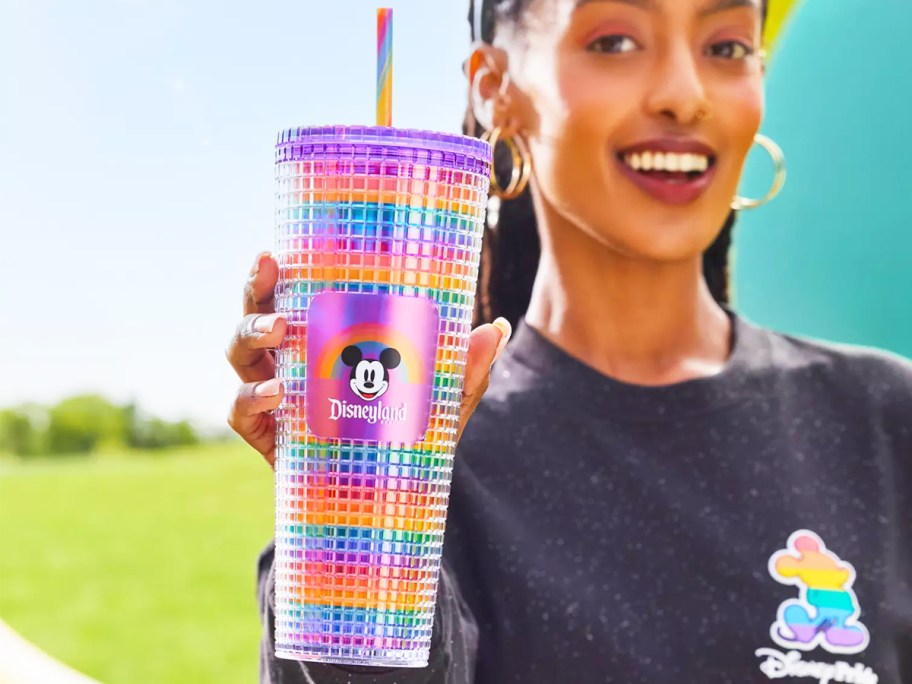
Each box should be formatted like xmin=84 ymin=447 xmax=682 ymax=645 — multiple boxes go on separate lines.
xmin=0 ymin=441 xmax=274 ymax=683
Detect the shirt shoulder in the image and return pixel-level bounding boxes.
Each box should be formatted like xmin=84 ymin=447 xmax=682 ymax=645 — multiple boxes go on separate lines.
xmin=762 ymin=325 xmax=912 ymax=433
xmin=455 ymin=356 xmax=544 ymax=454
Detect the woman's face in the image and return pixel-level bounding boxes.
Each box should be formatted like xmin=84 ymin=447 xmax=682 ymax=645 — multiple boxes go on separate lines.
xmin=494 ymin=0 xmax=765 ymax=261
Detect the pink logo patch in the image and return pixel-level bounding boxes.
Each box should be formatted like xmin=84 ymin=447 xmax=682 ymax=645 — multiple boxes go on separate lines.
xmin=305 ymin=292 xmax=438 ymax=444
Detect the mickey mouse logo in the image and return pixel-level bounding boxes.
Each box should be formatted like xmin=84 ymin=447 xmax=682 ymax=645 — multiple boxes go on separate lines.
xmin=768 ymin=530 xmax=869 ymax=655
xmin=341 ymin=345 xmax=401 ymax=402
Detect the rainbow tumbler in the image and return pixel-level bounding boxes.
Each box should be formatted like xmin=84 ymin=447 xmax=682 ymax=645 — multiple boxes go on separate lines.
xmin=272 ymin=126 xmax=492 ymax=667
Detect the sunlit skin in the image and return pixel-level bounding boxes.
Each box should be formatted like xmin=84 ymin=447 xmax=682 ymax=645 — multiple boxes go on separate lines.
xmin=470 ymin=0 xmax=765 ymax=386
xmin=227 ymin=0 xmax=766 ymax=465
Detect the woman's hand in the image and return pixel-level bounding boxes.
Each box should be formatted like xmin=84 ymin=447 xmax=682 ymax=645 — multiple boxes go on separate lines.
xmin=226 ymin=251 xmax=512 ymax=468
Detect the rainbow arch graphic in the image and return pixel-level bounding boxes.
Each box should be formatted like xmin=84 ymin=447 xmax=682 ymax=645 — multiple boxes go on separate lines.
xmin=313 ymin=322 xmax=429 ymax=385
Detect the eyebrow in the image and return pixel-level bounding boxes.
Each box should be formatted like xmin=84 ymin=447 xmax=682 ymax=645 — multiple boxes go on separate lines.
xmin=575 ymin=0 xmax=760 ymax=15
xmin=576 ymin=0 xmax=658 ymax=9
xmin=697 ymin=0 xmax=760 ymax=17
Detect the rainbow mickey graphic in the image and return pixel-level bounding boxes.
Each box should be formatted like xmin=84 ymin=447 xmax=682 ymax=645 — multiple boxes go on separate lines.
xmin=768 ymin=529 xmax=869 ymax=655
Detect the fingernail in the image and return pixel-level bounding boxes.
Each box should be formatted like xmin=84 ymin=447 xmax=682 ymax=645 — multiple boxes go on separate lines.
xmin=251 ymin=250 xmax=272 ymax=276
xmin=492 ymin=317 xmax=512 ymax=362
xmin=254 ymin=378 xmax=281 ymax=397
xmin=253 ymin=313 xmax=283 ymax=334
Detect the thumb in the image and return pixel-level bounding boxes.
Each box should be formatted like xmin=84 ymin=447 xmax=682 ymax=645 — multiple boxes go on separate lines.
xmin=456 ymin=317 xmax=512 ymax=442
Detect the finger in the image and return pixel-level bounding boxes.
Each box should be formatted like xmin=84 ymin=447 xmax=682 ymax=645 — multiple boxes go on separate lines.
xmin=456 ymin=317 xmax=512 ymax=442
xmin=227 ymin=378 xmax=284 ymax=467
xmin=226 ymin=312 xmax=288 ymax=383
xmin=243 ymin=252 xmax=279 ymax=316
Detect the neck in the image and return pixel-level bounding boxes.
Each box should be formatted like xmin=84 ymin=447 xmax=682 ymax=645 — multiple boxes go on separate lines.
xmin=523 ymin=202 xmax=733 ymax=386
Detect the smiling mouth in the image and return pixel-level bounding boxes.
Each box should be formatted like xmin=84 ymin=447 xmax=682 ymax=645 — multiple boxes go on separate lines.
xmin=359 ymin=391 xmax=378 ymax=399
xmin=615 ymin=150 xmax=717 ymax=184
xmin=613 ymin=144 xmax=719 ymax=205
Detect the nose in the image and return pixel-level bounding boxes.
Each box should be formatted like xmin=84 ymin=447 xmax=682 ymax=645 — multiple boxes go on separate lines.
xmin=645 ymin=43 xmax=710 ymax=126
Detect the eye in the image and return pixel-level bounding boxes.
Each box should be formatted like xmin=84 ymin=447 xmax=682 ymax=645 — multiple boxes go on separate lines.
xmin=586 ymin=34 xmax=639 ymax=54
xmin=706 ymin=40 xmax=755 ymax=60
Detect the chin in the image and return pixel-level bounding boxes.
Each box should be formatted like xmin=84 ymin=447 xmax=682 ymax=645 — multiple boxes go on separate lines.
xmin=536 ymin=159 xmax=737 ymax=264
xmin=582 ymin=210 xmax=724 ymax=264
xmin=602 ymin=183 xmax=737 ymax=262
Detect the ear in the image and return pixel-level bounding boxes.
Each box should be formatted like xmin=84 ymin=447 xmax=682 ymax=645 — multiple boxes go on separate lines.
xmin=379 ymin=347 xmax=401 ymax=370
xmin=775 ymin=556 xmax=801 ymax=577
xmin=341 ymin=345 xmax=362 ymax=367
xmin=467 ymin=42 xmax=521 ymax=135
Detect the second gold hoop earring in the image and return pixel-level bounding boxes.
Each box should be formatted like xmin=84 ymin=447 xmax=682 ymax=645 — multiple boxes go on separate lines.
xmin=481 ymin=127 xmax=532 ymax=200
xmin=732 ymin=134 xmax=787 ymax=211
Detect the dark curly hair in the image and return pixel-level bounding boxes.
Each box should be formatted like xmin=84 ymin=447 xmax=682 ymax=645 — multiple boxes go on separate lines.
xmin=466 ymin=0 xmax=769 ymax=328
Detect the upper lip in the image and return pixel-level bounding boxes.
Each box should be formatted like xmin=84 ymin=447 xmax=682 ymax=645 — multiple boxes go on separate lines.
xmin=618 ymin=138 xmax=717 ymax=158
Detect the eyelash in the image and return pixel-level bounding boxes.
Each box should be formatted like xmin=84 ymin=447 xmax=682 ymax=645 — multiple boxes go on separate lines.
xmin=707 ymin=40 xmax=756 ymax=60
xmin=586 ymin=35 xmax=756 ymax=61
xmin=586 ymin=35 xmax=639 ymax=54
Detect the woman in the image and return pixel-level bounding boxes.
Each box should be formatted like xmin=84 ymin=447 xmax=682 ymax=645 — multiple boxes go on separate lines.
xmin=226 ymin=0 xmax=912 ymax=681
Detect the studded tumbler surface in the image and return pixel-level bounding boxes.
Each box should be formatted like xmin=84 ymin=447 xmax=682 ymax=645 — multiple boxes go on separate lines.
xmin=272 ymin=126 xmax=492 ymax=667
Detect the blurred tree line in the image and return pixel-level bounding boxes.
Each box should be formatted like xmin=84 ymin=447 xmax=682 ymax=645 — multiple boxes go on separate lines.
xmin=0 ymin=395 xmax=201 ymax=457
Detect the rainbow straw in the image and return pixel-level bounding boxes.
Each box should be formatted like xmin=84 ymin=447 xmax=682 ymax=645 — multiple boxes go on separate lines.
xmin=376 ymin=8 xmax=393 ymax=127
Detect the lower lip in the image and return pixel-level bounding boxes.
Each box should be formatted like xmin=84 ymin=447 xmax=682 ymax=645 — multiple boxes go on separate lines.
xmin=615 ymin=156 xmax=716 ymax=206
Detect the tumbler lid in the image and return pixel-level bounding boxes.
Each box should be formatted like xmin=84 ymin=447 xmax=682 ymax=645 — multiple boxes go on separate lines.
xmin=276 ymin=125 xmax=491 ymax=159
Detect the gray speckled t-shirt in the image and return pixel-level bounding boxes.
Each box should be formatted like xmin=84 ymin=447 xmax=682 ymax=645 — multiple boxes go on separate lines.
xmin=258 ymin=312 xmax=912 ymax=683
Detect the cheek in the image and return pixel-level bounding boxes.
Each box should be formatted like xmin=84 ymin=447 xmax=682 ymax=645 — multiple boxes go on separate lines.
xmin=531 ymin=55 xmax=638 ymax=148
xmin=678 ymin=78 xmax=763 ymax=218
xmin=523 ymin=57 xmax=637 ymax=214
xmin=719 ymin=82 xmax=764 ymax=166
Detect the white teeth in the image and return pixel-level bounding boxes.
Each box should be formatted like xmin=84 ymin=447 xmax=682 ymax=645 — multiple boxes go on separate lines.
xmin=623 ymin=151 xmax=711 ymax=174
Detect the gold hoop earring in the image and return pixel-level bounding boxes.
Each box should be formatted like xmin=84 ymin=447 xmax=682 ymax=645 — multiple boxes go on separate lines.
xmin=480 ymin=127 xmax=532 ymax=200
xmin=732 ymin=133 xmax=787 ymax=211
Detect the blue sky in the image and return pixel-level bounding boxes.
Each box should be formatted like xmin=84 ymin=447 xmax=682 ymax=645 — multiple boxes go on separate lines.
xmin=0 ymin=0 xmax=471 ymax=428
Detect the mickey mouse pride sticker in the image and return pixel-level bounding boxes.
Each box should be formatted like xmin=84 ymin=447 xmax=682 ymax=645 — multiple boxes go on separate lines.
xmin=305 ymin=292 xmax=439 ymax=443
